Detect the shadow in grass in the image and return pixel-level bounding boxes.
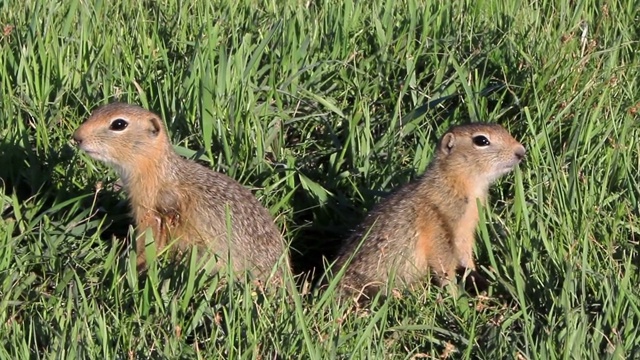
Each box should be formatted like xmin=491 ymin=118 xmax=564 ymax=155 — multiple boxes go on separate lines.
xmin=0 ymin=132 xmax=51 ymax=204
xmin=0 ymin=129 xmax=124 ymax=237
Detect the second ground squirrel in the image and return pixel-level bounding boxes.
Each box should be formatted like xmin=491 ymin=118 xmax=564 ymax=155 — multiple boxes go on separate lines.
xmin=73 ymin=102 xmax=289 ymax=282
xmin=333 ymin=123 xmax=525 ymax=299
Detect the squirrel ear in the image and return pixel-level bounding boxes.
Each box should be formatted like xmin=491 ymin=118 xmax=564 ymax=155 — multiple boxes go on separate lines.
xmin=439 ymin=133 xmax=455 ymax=154
xmin=148 ymin=117 xmax=162 ymax=137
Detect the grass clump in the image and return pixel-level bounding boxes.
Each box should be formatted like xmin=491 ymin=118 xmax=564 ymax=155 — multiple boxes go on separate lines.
xmin=0 ymin=0 xmax=639 ymax=358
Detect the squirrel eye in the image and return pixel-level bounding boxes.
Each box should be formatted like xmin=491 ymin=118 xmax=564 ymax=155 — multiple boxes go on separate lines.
xmin=472 ymin=135 xmax=491 ymax=147
xmin=109 ymin=119 xmax=128 ymax=131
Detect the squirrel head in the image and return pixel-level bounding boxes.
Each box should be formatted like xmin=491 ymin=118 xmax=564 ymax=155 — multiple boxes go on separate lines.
xmin=72 ymin=102 xmax=173 ymax=180
xmin=435 ymin=123 xmax=526 ymax=187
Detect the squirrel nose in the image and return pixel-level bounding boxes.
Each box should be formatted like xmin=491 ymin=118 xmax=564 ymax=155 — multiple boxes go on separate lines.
xmin=72 ymin=132 xmax=83 ymax=146
xmin=514 ymin=145 xmax=526 ymax=160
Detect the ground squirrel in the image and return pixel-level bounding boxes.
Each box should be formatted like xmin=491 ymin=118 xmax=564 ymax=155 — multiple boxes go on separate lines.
xmin=72 ymin=102 xmax=289 ymax=282
xmin=332 ymin=123 xmax=525 ymax=299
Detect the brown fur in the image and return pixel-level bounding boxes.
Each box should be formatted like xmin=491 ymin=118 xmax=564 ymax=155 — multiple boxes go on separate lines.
xmin=333 ymin=123 xmax=526 ymax=299
xmin=72 ymin=102 xmax=289 ymax=282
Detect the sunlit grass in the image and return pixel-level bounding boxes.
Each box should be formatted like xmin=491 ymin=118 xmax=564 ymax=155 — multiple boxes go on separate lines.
xmin=0 ymin=0 xmax=638 ymax=358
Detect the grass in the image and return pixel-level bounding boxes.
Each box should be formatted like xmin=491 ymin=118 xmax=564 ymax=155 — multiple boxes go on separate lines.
xmin=0 ymin=0 xmax=639 ymax=358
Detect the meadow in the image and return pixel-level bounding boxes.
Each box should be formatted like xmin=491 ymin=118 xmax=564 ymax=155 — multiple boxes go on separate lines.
xmin=0 ymin=0 xmax=639 ymax=358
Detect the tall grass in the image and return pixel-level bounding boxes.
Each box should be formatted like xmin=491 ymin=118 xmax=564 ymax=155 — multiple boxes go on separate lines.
xmin=0 ymin=0 xmax=638 ymax=358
